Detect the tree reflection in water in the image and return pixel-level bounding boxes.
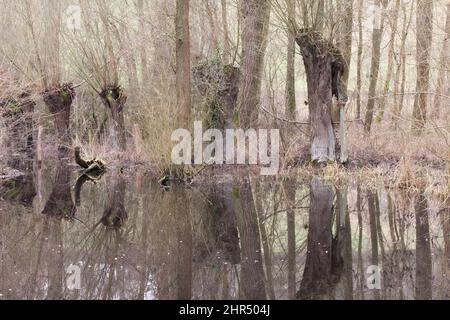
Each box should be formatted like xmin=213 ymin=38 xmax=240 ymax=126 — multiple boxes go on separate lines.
xmin=0 ymin=164 xmax=448 ymax=300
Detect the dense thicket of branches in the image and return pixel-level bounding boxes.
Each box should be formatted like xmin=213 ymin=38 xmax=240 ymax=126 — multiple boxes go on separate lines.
xmin=0 ymin=0 xmax=448 ymax=166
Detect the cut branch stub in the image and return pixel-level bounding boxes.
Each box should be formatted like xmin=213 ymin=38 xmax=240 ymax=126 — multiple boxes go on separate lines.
xmin=99 ymin=85 xmax=127 ymax=112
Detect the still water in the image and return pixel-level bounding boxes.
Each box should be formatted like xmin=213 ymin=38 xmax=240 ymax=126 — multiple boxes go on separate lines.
xmin=0 ymin=160 xmax=449 ymax=300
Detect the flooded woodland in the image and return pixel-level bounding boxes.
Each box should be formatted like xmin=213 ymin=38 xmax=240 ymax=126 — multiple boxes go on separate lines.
xmin=0 ymin=0 xmax=449 ymax=301
xmin=1 ymin=158 xmax=449 ymax=300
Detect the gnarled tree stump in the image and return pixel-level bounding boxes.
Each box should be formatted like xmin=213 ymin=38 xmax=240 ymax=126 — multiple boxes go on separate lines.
xmin=296 ymin=30 xmax=348 ymax=163
xmin=43 ymin=83 xmax=75 ymax=154
xmin=192 ymin=60 xmax=240 ymax=130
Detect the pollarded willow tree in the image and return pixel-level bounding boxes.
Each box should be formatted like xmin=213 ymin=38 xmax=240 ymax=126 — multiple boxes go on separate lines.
xmin=1 ymin=0 xmax=75 ymax=155
xmin=41 ymin=1 xmax=75 ymax=152
xmin=65 ymin=0 xmax=130 ymax=150
xmin=296 ymin=31 xmax=348 ymax=163
xmin=273 ymin=0 xmax=351 ymax=164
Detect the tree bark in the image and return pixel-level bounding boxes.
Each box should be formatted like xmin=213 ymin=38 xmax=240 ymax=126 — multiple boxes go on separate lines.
xmin=176 ymin=0 xmax=192 ymax=128
xmin=43 ymin=83 xmax=76 ymax=153
xmin=221 ymin=0 xmax=231 ymax=64
xmin=356 ymin=0 xmax=363 ymax=119
xmin=376 ymin=0 xmax=400 ymax=122
xmin=137 ymin=0 xmax=149 ymax=87
xmin=433 ymin=3 xmax=450 ymax=119
xmin=285 ymin=0 xmax=296 ymax=122
xmin=99 ymin=85 xmax=127 ymax=150
xmin=337 ymin=0 xmax=353 ymax=163
xmin=296 ymin=32 xmax=338 ymax=163
xmin=412 ymin=0 xmax=433 ymax=132
xmin=236 ymin=0 xmax=271 ymax=128
xmin=364 ymin=0 xmax=388 ymax=132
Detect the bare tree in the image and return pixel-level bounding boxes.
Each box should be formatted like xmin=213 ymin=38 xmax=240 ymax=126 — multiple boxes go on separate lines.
xmin=412 ymin=0 xmax=433 ymax=132
xmin=285 ymin=0 xmax=296 ymax=122
xmin=176 ymin=0 xmax=192 ymax=128
xmin=364 ymin=0 xmax=388 ymax=132
xmin=221 ymin=0 xmax=231 ymax=64
xmin=433 ymin=3 xmax=450 ymax=119
xmin=356 ymin=0 xmax=363 ymax=119
xmin=376 ymin=0 xmax=400 ymax=122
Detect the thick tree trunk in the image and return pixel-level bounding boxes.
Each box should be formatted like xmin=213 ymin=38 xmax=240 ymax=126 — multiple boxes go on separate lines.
xmin=205 ymin=0 xmax=219 ymax=53
xmin=296 ymin=32 xmax=337 ymax=163
xmin=192 ymin=61 xmax=240 ymax=130
xmin=221 ymin=0 xmax=231 ymax=64
xmin=100 ymin=85 xmax=127 ymax=150
xmin=176 ymin=0 xmax=192 ymax=128
xmin=336 ymin=0 xmax=353 ymax=163
xmin=236 ymin=0 xmax=271 ymax=128
xmin=412 ymin=0 xmax=433 ymax=132
xmin=43 ymin=83 xmax=75 ymax=153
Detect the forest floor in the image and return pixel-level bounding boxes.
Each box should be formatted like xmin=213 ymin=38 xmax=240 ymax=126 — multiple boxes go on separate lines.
xmin=1 ymin=122 xmax=449 ymax=191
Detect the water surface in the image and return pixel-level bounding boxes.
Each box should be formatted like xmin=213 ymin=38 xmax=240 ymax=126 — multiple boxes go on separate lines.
xmin=0 ymin=160 xmax=448 ymax=300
